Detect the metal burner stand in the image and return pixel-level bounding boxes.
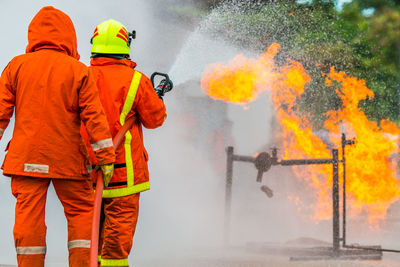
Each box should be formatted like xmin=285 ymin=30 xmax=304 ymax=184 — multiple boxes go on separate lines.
xmin=223 ymin=133 xmax=398 ymax=260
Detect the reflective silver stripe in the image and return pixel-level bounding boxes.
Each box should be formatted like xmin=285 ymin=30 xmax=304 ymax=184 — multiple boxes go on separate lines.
xmin=87 ymin=165 xmax=93 ymax=173
xmin=91 ymin=138 xmax=113 ymax=151
xmin=24 ymin=163 xmax=49 ymax=174
xmin=16 ymin=246 xmax=46 ymax=255
xmin=0 ymin=128 xmax=4 ymax=136
xmin=68 ymin=239 xmax=91 ymax=250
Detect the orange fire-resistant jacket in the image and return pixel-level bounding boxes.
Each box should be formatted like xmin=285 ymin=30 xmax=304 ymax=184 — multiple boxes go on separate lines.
xmin=0 ymin=6 xmax=115 ymax=179
xmin=82 ymin=57 xmax=166 ymax=198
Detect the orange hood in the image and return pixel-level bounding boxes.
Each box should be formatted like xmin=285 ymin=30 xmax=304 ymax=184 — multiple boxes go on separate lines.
xmin=26 ymin=6 xmax=80 ymax=59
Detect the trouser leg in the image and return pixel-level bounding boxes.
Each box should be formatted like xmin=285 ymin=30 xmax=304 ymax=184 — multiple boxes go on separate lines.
xmin=53 ymin=178 xmax=94 ymax=267
xmin=100 ymin=193 xmax=140 ymax=267
xmin=11 ymin=175 xmax=50 ymax=267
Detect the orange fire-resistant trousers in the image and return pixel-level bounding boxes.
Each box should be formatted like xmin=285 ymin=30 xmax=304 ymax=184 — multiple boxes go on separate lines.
xmin=11 ymin=175 xmax=94 ymax=267
xmin=98 ymin=193 xmax=140 ymax=267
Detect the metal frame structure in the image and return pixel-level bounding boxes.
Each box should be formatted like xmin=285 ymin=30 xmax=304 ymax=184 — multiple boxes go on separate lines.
xmin=224 ymin=146 xmax=341 ymax=256
xmin=224 ymin=133 xmax=400 ymax=259
xmin=340 ymin=134 xmax=400 ymax=253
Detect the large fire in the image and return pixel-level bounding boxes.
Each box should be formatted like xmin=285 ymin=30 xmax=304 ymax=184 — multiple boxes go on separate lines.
xmin=201 ymin=43 xmax=400 ymax=225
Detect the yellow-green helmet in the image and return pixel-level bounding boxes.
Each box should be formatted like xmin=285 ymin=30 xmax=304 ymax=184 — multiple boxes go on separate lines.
xmin=91 ymin=19 xmax=131 ymax=55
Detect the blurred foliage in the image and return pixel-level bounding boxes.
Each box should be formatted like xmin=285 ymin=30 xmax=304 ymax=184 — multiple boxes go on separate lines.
xmin=345 ymin=1 xmax=400 ymax=123
xmin=172 ymin=0 xmax=400 ymax=126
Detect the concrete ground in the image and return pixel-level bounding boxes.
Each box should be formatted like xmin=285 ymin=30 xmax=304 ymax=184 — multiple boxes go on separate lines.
xmin=2 ymin=251 xmax=400 ymax=267
xmin=132 ymin=246 xmax=400 ymax=267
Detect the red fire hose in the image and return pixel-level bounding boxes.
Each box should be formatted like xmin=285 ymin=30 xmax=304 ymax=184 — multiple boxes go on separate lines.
xmin=90 ymin=117 xmax=136 ymax=267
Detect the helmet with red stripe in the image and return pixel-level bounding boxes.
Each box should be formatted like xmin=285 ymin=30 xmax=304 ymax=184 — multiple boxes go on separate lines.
xmin=90 ymin=19 xmax=134 ymax=56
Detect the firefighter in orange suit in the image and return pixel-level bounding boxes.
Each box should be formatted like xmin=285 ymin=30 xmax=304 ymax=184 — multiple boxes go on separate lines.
xmin=0 ymin=7 xmax=116 ymax=267
xmin=82 ymin=19 xmax=171 ymax=266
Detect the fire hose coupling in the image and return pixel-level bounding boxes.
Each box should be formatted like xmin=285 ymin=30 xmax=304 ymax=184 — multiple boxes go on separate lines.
xmin=151 ymin=72 xmax=173 ymax=99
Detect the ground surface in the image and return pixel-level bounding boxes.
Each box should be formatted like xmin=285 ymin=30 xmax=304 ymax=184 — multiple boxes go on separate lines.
xmin=2 ymin=252 xmax=400 ymax=267
xmin=133 ymin=248 xmax=400 ymax=267
xmin=2 ymin=244 xmax=400 ymax=266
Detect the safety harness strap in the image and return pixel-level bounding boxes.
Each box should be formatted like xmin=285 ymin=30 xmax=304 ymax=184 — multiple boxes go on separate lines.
xmin=16 ymin=246 xmax=46 ymax=255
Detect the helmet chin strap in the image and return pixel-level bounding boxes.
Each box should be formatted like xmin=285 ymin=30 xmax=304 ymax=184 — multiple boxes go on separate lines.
xmin=91 ymin=53 xmax=130 ymax=59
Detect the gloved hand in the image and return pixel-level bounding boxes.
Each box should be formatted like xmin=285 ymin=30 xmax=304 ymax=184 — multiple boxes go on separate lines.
xmin=95 ymin=163 xmax=114 ymax=187
xmin=155 ymin=79 xmax=173 ymax=99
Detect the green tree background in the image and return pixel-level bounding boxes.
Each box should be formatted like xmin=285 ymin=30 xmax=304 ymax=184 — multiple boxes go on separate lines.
xmin=167 ymin=0 xmax=400 ymax=127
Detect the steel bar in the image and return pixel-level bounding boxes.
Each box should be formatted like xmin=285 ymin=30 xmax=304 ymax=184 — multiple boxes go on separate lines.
xmin=224 ymin=144 xmax=400 ymax=257
xmin=344 ymin=245 xmax=400 ymax=253
xmin=332 ymin=149 xmax=340 ymax=257
xmin=341 ymin=133 xmax=347 ymax=247
xmin=224 ymin=146 xmax=234 ymax=246
xmin=279 ymin=159 xmax=333 ymax=166
xmin=232 ymin=155 xmax=255 ymax=163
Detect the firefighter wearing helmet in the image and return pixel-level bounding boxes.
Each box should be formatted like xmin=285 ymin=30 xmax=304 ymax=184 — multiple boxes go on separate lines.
xmin=82 ymin=19 xmax=172 ymax=266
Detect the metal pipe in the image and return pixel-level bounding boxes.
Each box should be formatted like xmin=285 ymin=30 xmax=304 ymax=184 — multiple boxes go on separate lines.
xmin=332 ymin=149 xmax=340 ymax=257
xmin=341 ymin=133 xmax=347 ymax=247
xmin=344 ymin=245 xmax=400 ymax=253
xmin=279 ymin=158 xmax=333 ymax=166
xmin=232 ymin=155 xmax=255 ymax=163
xmin=224 ymin=146 xmax=234 ymax=246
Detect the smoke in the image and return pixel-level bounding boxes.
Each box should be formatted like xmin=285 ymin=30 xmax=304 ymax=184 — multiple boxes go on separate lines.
xmin=165 ymin=0 xmax=400 ymax=263
xmin=0 ymin=0 xmax=331 ymax=265
xmin=1 ymin=0 xmax=399 ymax=266
xmin=164 ymin=0 xmax=314 ymax=254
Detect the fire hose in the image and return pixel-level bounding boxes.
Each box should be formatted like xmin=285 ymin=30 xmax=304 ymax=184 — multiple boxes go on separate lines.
xmin=90 ymin=115 xmax=136 ymax=267
xmin=90 ymin=72 xmax=172 ymax=266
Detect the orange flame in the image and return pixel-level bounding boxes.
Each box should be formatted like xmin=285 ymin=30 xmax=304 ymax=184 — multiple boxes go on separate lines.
xmin=201 ymin=43 xmax=280 ymax=105
xmin=201 ymin=43 xmax=400 ymax=225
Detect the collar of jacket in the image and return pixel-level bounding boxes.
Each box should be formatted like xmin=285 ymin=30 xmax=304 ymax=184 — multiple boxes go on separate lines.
xmin=90 ymin=57 xmax=137 ymax=69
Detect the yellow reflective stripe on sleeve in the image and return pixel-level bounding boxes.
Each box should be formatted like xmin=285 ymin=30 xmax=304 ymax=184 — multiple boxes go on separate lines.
xmin=16 ymin=246 xmax=46 ymax=255
xmin=102 ymin=181 xmax=149 ymax=198
xmin=101 ymin=258 xmax=129 ymax=266
xmin=98 ymin=255 xmax=101 ymax=263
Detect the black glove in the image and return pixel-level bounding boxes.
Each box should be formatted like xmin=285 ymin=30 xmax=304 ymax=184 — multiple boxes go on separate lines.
xmin=155 ymin=79 xmax=173 ymax=99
